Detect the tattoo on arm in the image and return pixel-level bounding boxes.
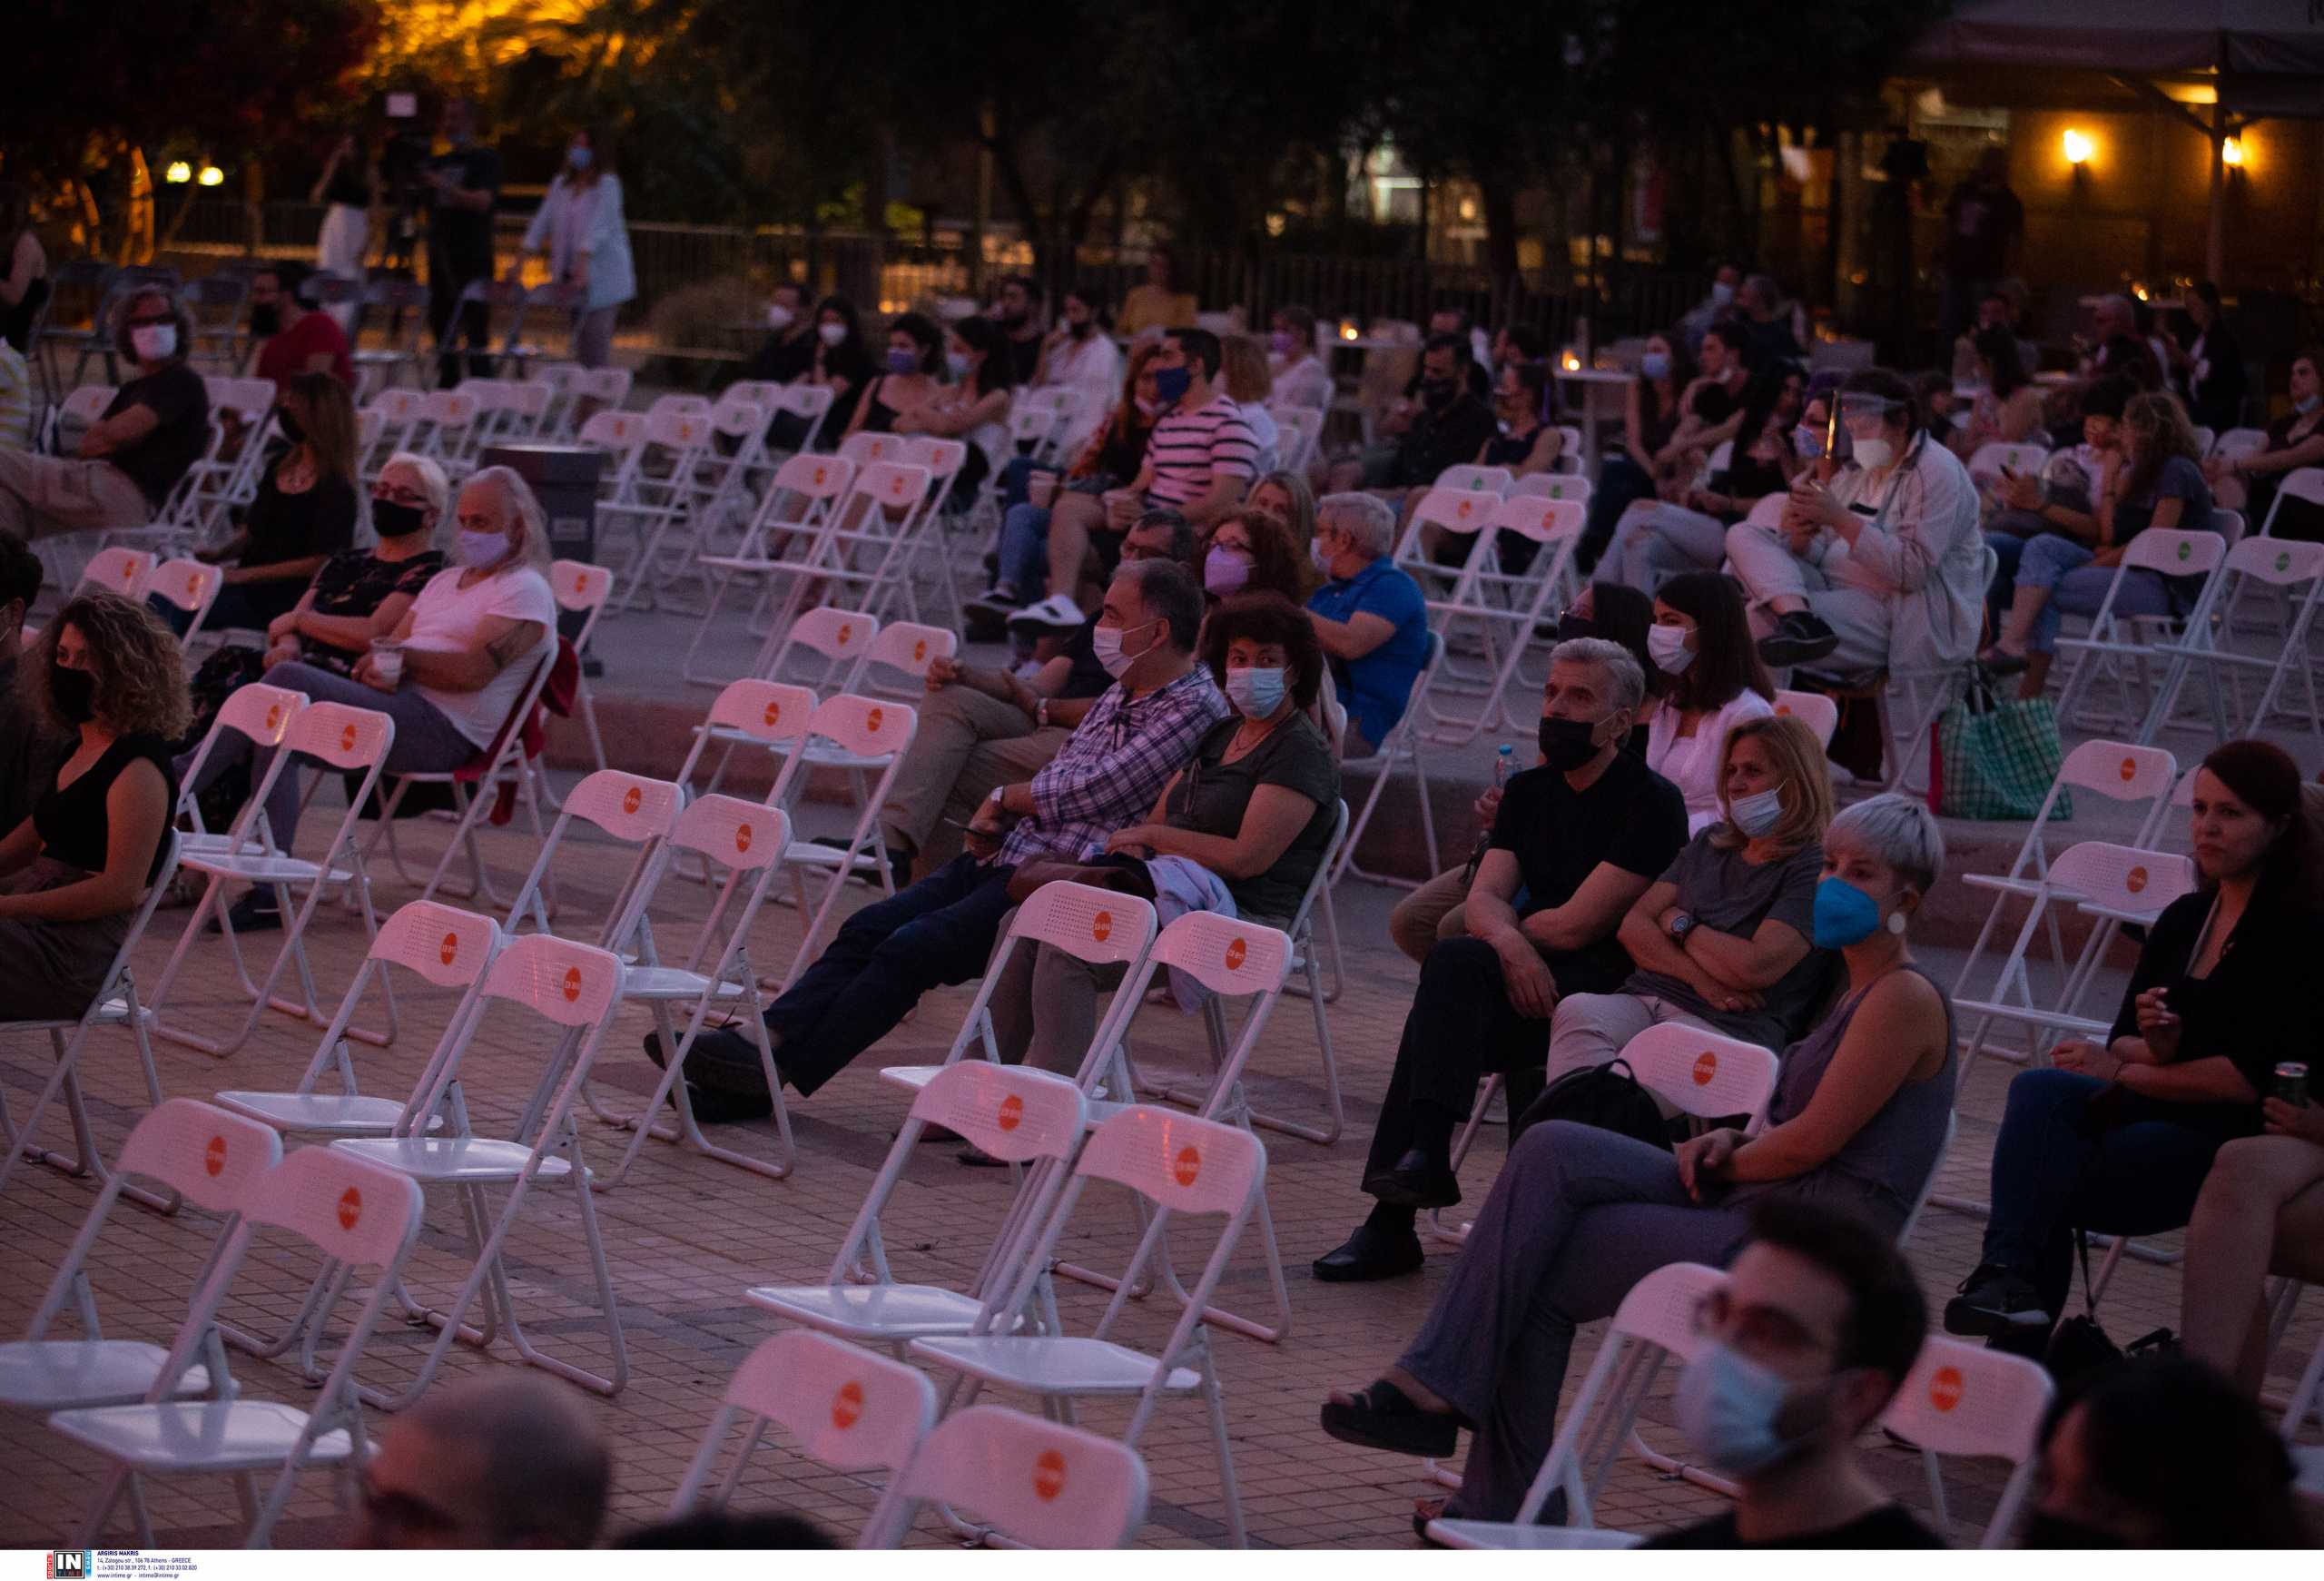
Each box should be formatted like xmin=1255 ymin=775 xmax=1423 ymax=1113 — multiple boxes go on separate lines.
xmin=484 ymin=624 xmax=529 ymax=672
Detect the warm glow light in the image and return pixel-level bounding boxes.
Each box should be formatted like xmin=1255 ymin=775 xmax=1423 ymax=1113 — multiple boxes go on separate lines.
xmin=163 ymin=162 xmax=192 ymax=184
xmin=2222 ymin=136 xmax=2246 ymax=167
xmin=2062 ymin=129 xmax=2093 ymax=166
xmin=1338 ymin=321 xmax=1359 ymax=341
xmin=1561 ymin=351 xmax=1581 ymax=372
xmin=197 ymin=165 xmax=225 ymax=187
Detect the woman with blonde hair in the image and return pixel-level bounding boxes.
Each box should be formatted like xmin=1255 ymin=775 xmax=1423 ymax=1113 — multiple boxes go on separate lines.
xmin=1541 ymin=712 xmax=1836 ymax=1088
xmin=180 ymin=371 xmax=362 ymax=633
xmin=1218 ymin=332 xmax=1281 ymax=472
xmin=0 ymin=592 xmax=186 ymax=1019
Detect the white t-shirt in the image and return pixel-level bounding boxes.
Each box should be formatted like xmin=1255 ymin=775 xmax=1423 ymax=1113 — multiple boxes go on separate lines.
xmin=1269 ymin=354 xmax=1334 ymax=412
xmin=403 ymin=565 xmax=558 ymax=749
xmin=1237 ymin=400 xmax=1281 ymax=475
xmin=1648 ymin=688 xmax=1775 ymax=834
xmin=1041 ymin=331 xmax=1122 ymax=457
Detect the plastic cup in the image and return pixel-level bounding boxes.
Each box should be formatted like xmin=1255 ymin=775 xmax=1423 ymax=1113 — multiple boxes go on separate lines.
xmin=369 ymin=638 xmax=404 ymax=685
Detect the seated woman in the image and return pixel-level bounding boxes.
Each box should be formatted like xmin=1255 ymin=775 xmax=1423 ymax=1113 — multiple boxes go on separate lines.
xmin=1244 ymin=469 xmax=1318 ymax=586
xmin=1265 ymin=304 xmax=1334 ymax=413
xmin=1982 ymin=390 xmax=2213 ymax=700
xmin=175 ymin=372 xmax=361 ymax=635
xmin=1950 ymin=325 xmax=2045 ymax=468
xmin=1218 ymin=333 xmax=1281 ymax=474
xmin=978 ymin=343 xmax=1161 ymax=614
xmin=2181 ymin=1103 xmax=2324 ymax=1396
xmin=842 ymin=311 xmax=944 ymax=440
xmin=1577 ymin=332 xmax=1694 ymax=572
xmin=0 ymin=592 xmax=185 ymax=1022
xmin=1199 ymin=508 xmax=1306 ymax=608
xmin=1640 ymin=570 xmax=1776 ymax=833
xmin=1544 ymin=713 xmax=1832 ymax=1088
xmin=2205 ymin=345 xmax=2324 ymax=540
xmin=1604 ymin=361 xmax=1805 ymax=591
xmin=1477 ymin=360 xmax=1561 ymax=479
xmin=984 ymin=593 xmax=1339 ymax=1081
xmin=184 ymin=467 xmax=555 ymax=927
xmin=1320 ymin=794 xmax=1955 ymax=1524
xmin=897 ymin=314 xmax=1015 ymax=509
xmin=1946 ymin=739 xmax=2324 ymax=1339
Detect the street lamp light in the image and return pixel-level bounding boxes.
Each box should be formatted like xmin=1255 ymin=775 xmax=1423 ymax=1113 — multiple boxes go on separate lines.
xmin=2222 ymin=136 xmax=2246 ymax=168
xmin=163 ymin=162 xmax=192 ymax=184
xmin=2061 ymin=129 xmax=2094 ymax=167
xmin=197 ymin=165 xmax=225 ymax=187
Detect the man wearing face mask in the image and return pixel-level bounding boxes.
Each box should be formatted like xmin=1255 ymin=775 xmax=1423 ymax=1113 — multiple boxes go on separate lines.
xmin=1305 ymin=492 xmax=1431 ymax=756
xmin=1641 ymin=1202 xmax=1943 ymax=1548
xmin=1028 ymin=284 xmax=1121 ymax=459
xmin=1370 ymin=334 xmax=1498 ymax=502
xmin=0 ymin=288 xmax=209 ymax=544
xmin=650 ymin=558 xmax=1228 ymax=1111
xmin=742 ymin=282 xmax=816 ymax=384
xmin=246 ymin=262 xmax=354 ymax=393
xmin=1314 ymin=640 xmax=1687 ymax=1283
xmin=988 ymin=274 xmax=1048 ymax=388
xmin=1679 ymin=262 xmax=1746 ymax=354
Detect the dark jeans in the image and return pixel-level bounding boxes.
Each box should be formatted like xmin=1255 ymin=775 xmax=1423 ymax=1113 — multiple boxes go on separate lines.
xmin=1980 ymin=1068 xmax=2235 ymax=1317
xmin=999 ymin=454 xmax=1056 ymax=515
xmin=761 ymin=854 xmax=1018 ymax=1095
xmin=428 ymin=256 xmax=493 ymax=386
xmin=1983 ymin=525 xmax=2031 ymax=634
xmin=1579 ymin=456 xmax=1656 ymax=574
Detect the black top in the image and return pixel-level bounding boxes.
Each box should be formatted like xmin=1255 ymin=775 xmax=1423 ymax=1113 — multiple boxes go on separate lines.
xmin=243 ymin=462 xmax=358 ymax=569
xmin=33 ymin=734 xmax=177 ymax=884
xmin=858 ymin=378 xmax=906 ymax=435
xmin=423 ymin=144 xmax=502 ymax=276
xmin=1745 ymin=317 xmax=1805 ymax=370
xmin=1489 ymin=750 xmax=1689 ymax=993
xmin=2256 ymin=409 xmax=2324 ymax=542
xmin=322 ymin=164 xmax=373 ymax=208
xmin=0 ymin=655 xmax=68 ymax=838
xmin=300 ymin=548 xmax=448 ymax=671
xmin=1690 ymin=378 xmax=1742 ymax=427
xmin=1002 ymin=332 xmax=1043 ymax=390
xmin=1 ymin=272 xmax=45 ymax=356
xmin=1482 ymin=426 xmax=1545 ymax=469
xmin=1087 ymin=415 xmax=1154 ymax=484
xmin=1645 ymin=1505 xmax=1947 ymax=1549
xmin=1161 ymin=714 xmax=1340 ymax=921
xmin=2107 ymin=886 xmax=2324 ymax=1135
xmin=743 ymin=328 xmax=816 ymax=385
xmin=1393 ymin=391 xmax=1500 ymax=489
xmin=2184 ymin=320 xmax=2246 ymax=435
xmin=103 ymin=364 xmax=211 ymax=509
xmin=1942 ymin=178 xmax=2024 ymax=280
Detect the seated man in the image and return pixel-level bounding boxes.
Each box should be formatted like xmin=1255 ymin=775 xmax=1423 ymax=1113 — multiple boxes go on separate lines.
xmin=1305 ymin=492 xmax=1431 ymax=756
xmin=0 ymin=534 xmax=62 ymax=838
xmin=874 ymin=510 xmax=1196 ymax=883
xmin=1379 ymin=333 xmax=1498 ymax=497
xmin=246 ymin=261 xmax=354 ymax=391
xmin=1313 ymin=639 xmax=1687 ymax=1283
xmin=657 ymin=558 xmax=1229 ymax=1101
xmin=0 ymin=288 xmax=209 ymax=543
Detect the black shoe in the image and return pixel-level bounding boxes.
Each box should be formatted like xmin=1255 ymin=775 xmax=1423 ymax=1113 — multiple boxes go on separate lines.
xmin=1757 ymin=610 xmax=1841 ymax=668
xmin=964 ymin=586 xmax=1024 ymax=617
xmin=1318 ymin=1378 xmax=1458 ymax=1456
xmin=642 ymin=1026 xmax=779 ymax=1119
xmin=1943 ymin=1264 xmax=2050 ymax=1338
xmin=209 ymin=891 xmax=282 ymax=935
xmin=809 ymin=835 xmax=910 ymax=892
xmin=1360 ymin=1148 xmax=1462 ymax=1210
xmin=1977 ymin=647 xmax=2031 ymax=678
xmin=1312 ymin=1221 xmax=1426 ymax=1283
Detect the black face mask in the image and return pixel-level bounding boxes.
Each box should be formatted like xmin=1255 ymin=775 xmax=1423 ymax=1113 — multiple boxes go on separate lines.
xmin=1538 ymin=715 xmax=1605 ymax=772
xmin=2019 ymin=1512 xmax=2128 ymax=1550
xmin=1420 ymin=377 xmax=1456 ymax=409
xmin=1068 ymin=318 xmax=1094 ymax=340
xmin=373 ymin=499 xmax=431 ymax=539
xmin=249 ymin=303 xmax=282 ymax=338
xmin=1553 ymin=612 xmax=1599 ymax=644
xmin=275 ymin=407 xmax=306 ymax=444
xmin=49 ymin=664 xmax=96 ymax=726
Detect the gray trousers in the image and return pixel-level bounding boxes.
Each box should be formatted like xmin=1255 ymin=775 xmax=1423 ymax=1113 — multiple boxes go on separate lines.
xmin=1388 ymin=865 xmax=1472 ymax=964
xmin=876 ymin=684 xmax=1068 ymax=876
xmin=1396 ymin=1119 xmax=1752 ymax=1522
xmin=1604 ymin=502 xmax=1729 ymax=593
xmin=1543 ymin=991 xmax=1719 ymax=1089
xmin=1724 ymin=519 xmax=1894 ymax=676
xmin=0 ymin=450 xmax=151 ymax=541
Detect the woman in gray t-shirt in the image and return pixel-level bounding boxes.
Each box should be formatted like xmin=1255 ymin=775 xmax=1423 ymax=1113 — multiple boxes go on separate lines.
xmin=1543 ymin=713 xmax=1835 ymax=1086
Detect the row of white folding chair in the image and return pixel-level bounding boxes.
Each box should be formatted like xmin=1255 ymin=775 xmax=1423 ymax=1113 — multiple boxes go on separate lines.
xmin=1012 ymin=385 xmax=1087 ymax=465
xmin=1428 ymin=1261 xmax=2053 ymax=1548
xmin=2257 ymin=466 xmax=2324 ymax=539
xmin=2052 ymin=520 xmax=2240 ymax=736
xmin=4 ymin=1097 xmax=425 ymax=1546
xmin=684 ymin=451 xmax=862 ymax=683
xmin=544 ymin=558 xmax=618 ymax=805
xmin=2134 ymin=534 xmax=2324 ymax=749
xmin=1333 ymin=630 xmax=1449 ymax=889
xmin=1432 ymin=460 xmax=1593 ymax=505
xmin=1395 ymin=487 xmax=1587 ymax=744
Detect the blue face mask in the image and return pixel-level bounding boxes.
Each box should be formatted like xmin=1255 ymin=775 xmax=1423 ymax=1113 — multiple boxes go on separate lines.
xmin=886 ymin=347 xmax=919 ymax=375
xmin=567 ymin=144 xmax=592 ymax=172
xmin=1152 ymin=364 xmax=1193 ymax=408
xmin=1675 ymin=1342 xmax=1819 ymax=1478
xmin=1811 ymin=875 xmax=1886 ymax=948
xmin=1640 ymin=351 xmax=1672 ymax=380
xmin=947 ymin=351 xmax=971 ymax=381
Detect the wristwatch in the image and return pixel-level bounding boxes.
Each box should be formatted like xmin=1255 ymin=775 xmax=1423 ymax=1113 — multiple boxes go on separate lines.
xmin=1035 ymin=697 xmax=1050 ymax=728
xmin=1668 ymin=912 xmax=1696 ymax=941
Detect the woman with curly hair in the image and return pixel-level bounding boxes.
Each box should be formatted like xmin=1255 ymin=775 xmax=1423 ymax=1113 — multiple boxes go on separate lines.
xmin=0 ymin=590 xmax=187 ymax=1019
xmin=1199 ymin=506 xmax=1307 ymax=608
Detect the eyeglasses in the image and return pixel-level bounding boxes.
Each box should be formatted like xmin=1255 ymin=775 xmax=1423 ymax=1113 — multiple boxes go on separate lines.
xmin=374 ymin=485 xmax=429 ymax=507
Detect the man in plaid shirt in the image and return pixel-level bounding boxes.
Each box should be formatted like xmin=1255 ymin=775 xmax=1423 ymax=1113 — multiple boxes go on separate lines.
xmin=654 ymin=558 xmax=1227 ymax=1102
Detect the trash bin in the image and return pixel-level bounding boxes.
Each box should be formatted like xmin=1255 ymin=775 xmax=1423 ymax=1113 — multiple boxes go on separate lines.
xmin=481 ymin=442 xmax=603 ymax=566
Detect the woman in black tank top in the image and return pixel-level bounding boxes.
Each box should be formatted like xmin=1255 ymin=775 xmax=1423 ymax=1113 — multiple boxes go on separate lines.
xmin=0 ymin=592 xmax=188 ymax=1021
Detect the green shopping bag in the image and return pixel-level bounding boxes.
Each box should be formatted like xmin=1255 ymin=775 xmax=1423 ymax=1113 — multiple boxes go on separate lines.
xmin=1929 ymin=671 xmax=2072 ymax=822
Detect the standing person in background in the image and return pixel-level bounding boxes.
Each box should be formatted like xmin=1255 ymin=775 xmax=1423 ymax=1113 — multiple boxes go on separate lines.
xmin=421 ymin=97 xmax=502 ymax=387
xmin=1029 ymin=283 xmax=1122 ymax=459
xmin=1936 ymin=146 xmax=2023 ymax=344
xmin=310 ymin=128 xmax=376 ymax=332
xmin=2170 ymin=282 xmax=2246 ymax=437
xmin=517 ymin=128 xmax=634 ymax=371
xmin=1118 ymin=243 xmax=1198 ymax=339
xmin=0 ymin=183 xmax=48 ymax=357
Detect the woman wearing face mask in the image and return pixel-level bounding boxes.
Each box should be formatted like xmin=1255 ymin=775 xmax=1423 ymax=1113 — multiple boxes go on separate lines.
xmin=515 ymin=128 xmax=635 ymax=371
xmin=1640 ymin=572 xmax=1776 ymax=832
xmin=1323 ymin=794 xmax=1955 ymax=1527
xmin=1604 ymin=362 xmax=1805 ymax=592
xmin=0 ymin=592 xmax=184 ymax=1021
xmin=1198 ymin=509 xmax=1305 ymax=611
xmin=980 ymin=594 xmax=1339 ymax=1086
xmin=1946 ymin=739 xmax=2324 ymax=1343
xmin=1266 ymin=304 xmax=1333 ymax=412
xmin=896 ymin=315 xmax=1014 ymax=509
xmin=1475 ymin=361 xmax=1561 ymax=479
xmin=842 ymin=311 xmax=945 ymax=440
xmin=2206 ymin=346 xmax=2324 ymax=540
xmin=0 ymin=288 xmax=209 ymax=544
xmin=175 ymin=373 xmax=360 ymax=635
xmin=1577 ymin=331 xmax=1693 ymax=572
xmin=1542 ymin=715 xmax=1833 ymax=1088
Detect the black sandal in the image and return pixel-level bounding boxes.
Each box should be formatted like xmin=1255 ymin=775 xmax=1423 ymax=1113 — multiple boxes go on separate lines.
xmin=1319 ymin=1378 xmax=1460 ymax=1458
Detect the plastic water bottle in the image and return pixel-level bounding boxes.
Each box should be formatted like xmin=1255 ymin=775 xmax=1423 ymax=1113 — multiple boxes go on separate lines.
xmin=1493 ymin=743 xmax=1516 ymax=787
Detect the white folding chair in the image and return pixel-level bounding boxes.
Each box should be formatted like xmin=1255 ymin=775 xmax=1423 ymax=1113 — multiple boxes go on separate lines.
xmin=544 ymin=559 xmax=616 ymax=806
xmin=0 ymin=835 xmax=184 ymax=1213
xmin=868 ymin=1405 xmax=1149 ymax=1550
xmin=1275 ymin=407 xmax=1324 ymax=473
xmin=171 ymin=683 xmax=305 ymax=862
xmin=574 ymin=407 xmax=650 ymax=508
xmin=74 ymin=547 xmax=155 ymax=600
xmin=602 ymin=407 xmax=714 ymax=610
xmin=764 ymin=382 xmax=836 ymax=456
xmin=330 ymin=933 xmax=632 ymax=1402
xmin=359 ymin=389 xmax=426 ymax=470
xmin=144 ymin=557 xmax=223 ymax=647
xmin=50 ymin=1146 xmax=426 ymax=1547
xmin=1881 ymin=1337 xmax=2053 ymax=1546
xmin=752 ymin=603 xmax=878 ymax=696
xmin=408 ymin=387 xmax=485 ymax=478
xmin=1772 ymin=687 xmax=1840 ymax=746
xmin=673 ymin=1329 xmax=937 ymax=1534
xmin=1429 ymin=496 xmax=1586 ymax=741
xmin=2053 ymin=529 xmax=2230 ymax=735
xmin=496 ymin=767 xmax=683 ymax=946
xmin=1333 ymin=631 xmax=1447 ymax=889
xmin=1966 ymin=440 xmax=2048 ymax=489
xmin=686 ymin=453 xmax=860 ymax=685
xmin=1224 ymin=801 xmax=1349 ymax=1142
xmin=843 ymin=619 xmax=957 ymax=703
xmin=787 ymin=459 xmax=939 ymax=627
xmin=910 ymin=1106 xmax=1264 ymax=1546
xmin=2260 ymin=467 xmax=2324 ymax=539
xmin=1433 ymin=463 xmax=1512 ymax=496
xmin=670 ymin=680 xmax=818 ymax=833
xmin=145 ymin=702 xmax=397 ymax=1060
xmin=1507 ymin=471 xmax=1592 ymax=505
xmin=772 ymin=693 xmax=919 ymax=988
xmin=2137 ymin=536 xmax=2324 ymax=751
xmin=2211 ymin=426 xmax=2270 ymax=464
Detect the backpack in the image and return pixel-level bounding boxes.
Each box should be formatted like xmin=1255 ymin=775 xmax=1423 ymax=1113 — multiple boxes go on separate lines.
xmin=1512 ymin=1057 xmax=1671 ymax=1152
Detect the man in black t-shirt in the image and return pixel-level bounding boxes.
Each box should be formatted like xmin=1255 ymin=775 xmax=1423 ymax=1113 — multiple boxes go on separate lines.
xmin=1315 ymin=637 xmax=1687 ymax=1282
xmin=1383 ymin=334 xmax=1500 ymax=491
xmin=0 ymin=288 xmax=209 ymax=542
xmin=421 ymin=98 xmax=502 ymax=386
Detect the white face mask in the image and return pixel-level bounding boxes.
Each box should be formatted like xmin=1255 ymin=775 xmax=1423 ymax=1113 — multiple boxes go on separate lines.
xmin=765 ymin=304 xmax=794 ymax=331
xmin=1675 ymin=1342 xmax=1824 ymax=1478
xmin=130 ymin=323 xmax=177 ymax=362
xmin=817 ymin=321 xmax=847 ymax=347
xmin=1088 ymin=617 xmax=1158 ymax=680
xmin=455 ymin=529 xmax=508 ymax=569
xmin=1309 ymin=538 xmax=1336 ymax=576
xmin=1850 ymin=435 xmax=1896 ymax=470
xmin=1224 ymin=666 xmax=1286 ymax=720
xmin=1646 ymin=623 xmax=1695 ymax=675
xmin=1709 ymin=281 xmax=1736 ymax=306
xmin=1728 ymin=785 xmax=1787 ymax=837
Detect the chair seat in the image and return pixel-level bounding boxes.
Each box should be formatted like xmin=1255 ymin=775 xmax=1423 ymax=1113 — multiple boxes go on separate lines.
xmin=330 ymin=1136 xmax=576 ymax=1183
xmin=784 ymin=841 xmax=883 ymax=870
xmin=184 ymin=852 xmax=351 ymax=886
xmin=744 ymin=1283 xmax=989 ymax=1342
xmin=907 ymin=1335 xmax=1198 ymax=1395
xmin=213 ymin=1091 xmax=442 ymax=1137
xmin=797 ymin=746 xmax=895 ymax=772
xmin=694 ymin=723 xmax=798 ymax=748
xmin=0 ymin=1342 xmax=212 ymax=1409
xmin=620 ymin=965 xmax=753 ymax=1002
xmin=48 ymin=1400 xmax=352 ymax=1471
xmin=1949 ymin=997 xmax=2108 ymax=1036
xmin=1961 ymin=874 xmax=2086 ymax=904
xmin=1426 ymin=1519 xmax=1643 ymax=1551
xmin=2075 ymin=901 xmax=2170 ymax=926
xmin=695 ymin=555 xmax=790 ymax=576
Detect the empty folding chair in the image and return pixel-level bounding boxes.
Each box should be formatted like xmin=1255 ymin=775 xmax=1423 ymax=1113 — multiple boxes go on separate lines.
xmin=546 ymin=559 xmax=616 ymax=801
xmin=407 ymin=388 xmax=487 ymax=479
xmin=445 ymin=376 xmax=515 ymax=467
xmin=602 ymin=408 xmax=713 ymax=609
xmin=772 ymin=693 xmax=919 ymax=986
xmin=2136 ymin=536 xmax=2324 ymax=751
xmin=867 ymin=1406 xmax=1149 ymax=1549
xmin=1507 ymin=471 xmax=1592 ymax=505
xmin=143 ymin=557 xmax=223 ymax=647
xmin=1772 ymin=687 xmax=1841 ymax=747
xmin=787 ymin=459 xmax=938 ymax=626
xmin=1424 ymin=495 xmax=1586 ymax=741
xmin=350 ymin=278 xmax=430 ymax=394
xmin=763 ymin=383 xmax=836 ymax=457
xmin=685 ymin=453 xmax=859 ymax=685
xmin=671 ymin=680 xmax=818 ymax=820
xmin=909 ymin=1106 xmax=1265 ymax=1546
xmin=1433 ymin=463 xmax=1512 ymax=496
xmin=74 ymin=547 xmax=155 ymax=601
xmin=1333 ymin=631 xmax=1448 ymax=888
xmin=0 ymin=833 xmax=184 ymax=1212
xmin=494 ymin=375 xmax=555 ymax=442
xmin=1880 ymin=1337 xmax=2053 ymax=1546
xmin=1274 ymin=407 xmax=1324 ymax=473
xmin=1966 ymin=440 xmax=2048 ymax=490
xmin=49 ymin=1146 xmax=427 ymax=1547
xmin=360 ymin=388 xmax=427 ymax=467
xmin=675 ymin=1330 xmax=938 ymax=1537
xmin=172 ymin=683 xmax=304 ymax=863
xmin=495 ymin=767 xmax=683 ymax=945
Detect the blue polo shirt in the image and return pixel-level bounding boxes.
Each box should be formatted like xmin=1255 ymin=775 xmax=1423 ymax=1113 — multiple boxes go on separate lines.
xmin=1308 ymin=556 xmax=1430 ymax=748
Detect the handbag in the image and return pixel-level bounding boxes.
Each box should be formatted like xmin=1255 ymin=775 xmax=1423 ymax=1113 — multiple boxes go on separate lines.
xmin=1930 ymin=667 xmax=2072 ymax=822
xmin=1003 ymin=853 xmax=1157 ymax=905
xmin=2038 ymin=1230 xmax=2177 ymax=1388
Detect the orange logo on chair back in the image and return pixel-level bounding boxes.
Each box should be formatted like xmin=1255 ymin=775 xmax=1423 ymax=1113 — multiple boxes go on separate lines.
xmin=735 ymin=822 xmax=753 ymax=855
xmin=762 ymin=698 xmax=783 ymax=727
xmin=439 ymin=931 xmax=460 ymax=966
xmin=340 ymin=723 xmax=359 ymax=753
xmin=1928 ymin=1364 xmax=1965 ymax=1413
xmin=865 ymin=706 xmax=884 ymax=735
xmin=265 ymin=703 xmax=283 ymax=733
xmin=812 ymin=466 xmax=829 ymax=487
xmin=1173 ymin=1145 xmax=1202 ymax=1187
xmin=2119 ymin=756 xmax=2137 ymax=783
xmin=1775 ymin=702 xmax=1791 ymax=716
xmin=2126 ymin=865 xmax=2149 ymax=894
xmin=1091 ymin=910 xmax=1113 ymax=944
xmin=830 ymin=1379 xmax=864 ymax=1430
xmin=836 ymin=627 xmax=852 ymax=646
xmin=337 ymin=1187 xmax=363 ymax=1230
xmin=1032 ymin=1448 xmax=1068 ymax=1502
xmin=561 ymin=965 xmax=584 ymax=1003
xmin=122 ymin=561 xmax=138 ymax=586
xmin=1224 ymin=937 xmax=1247 ymax=972
xmin=1693 ymin=1050 xmax=1718 ymax=1086
xmin=1456 ymin=498 xmax=1473 ymax=519
xmin=890 ymin=474 xmax=908 ymax=497
xmin=912 ymin=638 xmax=928 ymax=664
xmin=622 ymin=785 xmax=644 ymax=816
xmin=204 ymin=1135 xmax=227 ymax=1178
xmin=187 ymin=572 xmax=202 ymax=598
xmin=997 ymin=1093 xmax=1024 ymax=1132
